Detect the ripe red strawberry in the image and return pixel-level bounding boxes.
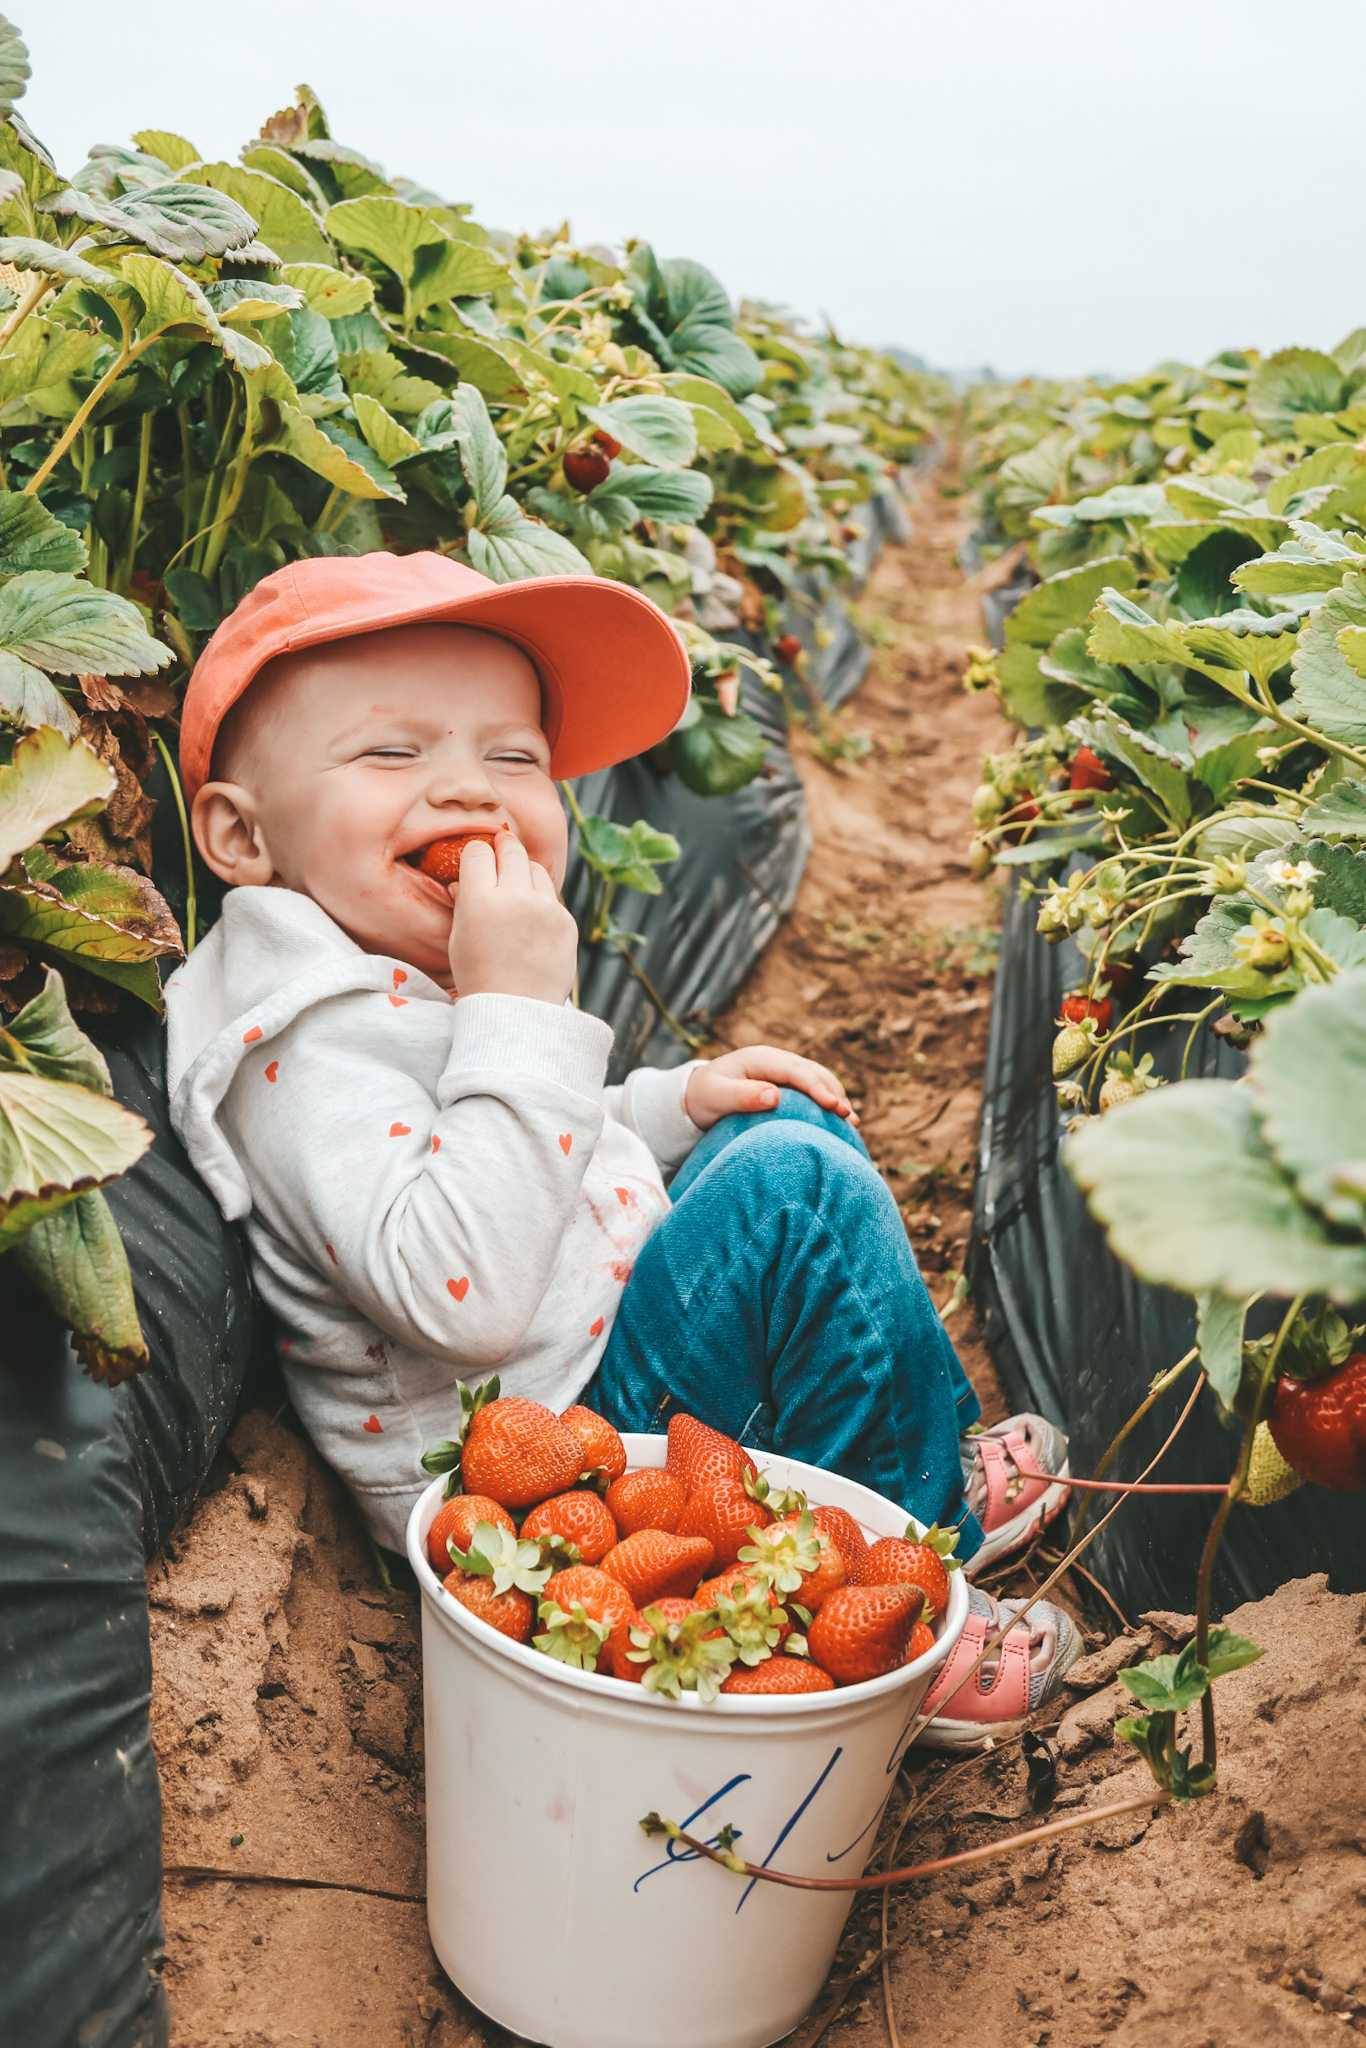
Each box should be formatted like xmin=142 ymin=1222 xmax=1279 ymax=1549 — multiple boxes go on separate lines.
xmin=605 ymin=1467 xmax=687 ymax=1536
xmin=773 ymin=633 xmax=802 ymax=664
xmin=1268 ymin=1354 xmax=1366 ymax=1491
xmin=904 ymin=1619 xmax=936 ymax=1664
xmin=591 ymin=428 xmax=622 ymax=459
xmin=559 ymin=1405 xmax=627 ymax=1485
xmin=425 ymin=1493 xmax=514 ymax=1573
xmin=608 ymin=1598 xmax=736 ymax=1699
xmin=564 ymin=443 xmax=612 ymax=492
xmin=721 ymin=1658 xmax=835 ymax=1695
xmin=1060 ymin=991 xmax=1114 ymax=1034
xmin=666 ymin=1413 xmax=755 ymax=1494
xmin=605 ymin=1596 xmax=701 ymax=1683
xmin=742 ymin=1512 xmax=846 ymax=1612
xmin=1069 ymin=745 xmax=1113 ymax=792
xmin=601 ymin=1529 xmax=715 ymax=1607
xmin=520 ymin=1490 xmax=618 ymax=1565
xmin=441 ymin=1570 xmax=534 ymax=1643
xmin=807 ymin=1583 xmax=923 ymax=1685
xmin=810 ymin=1505 xmax=870 ymax=1580
xmin=536 ymin=1564 xmax=638 ymax=1669
xmin=859 ymin=1536 xmax=948 ymax=1619
xmin=415 ymin=831 xmax=500 ymax=884
xmin=461 ymin=1396 xmax=584 ymax=1509
xmin=677 ymin=1474 xmax=771 ymax=1567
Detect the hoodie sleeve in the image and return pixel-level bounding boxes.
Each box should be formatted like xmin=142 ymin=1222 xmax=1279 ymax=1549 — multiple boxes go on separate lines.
xmin=217 ymin=989 xmax=614 ymax=1368
xmin=601 ymin=1059 xmax=705 ymax=1173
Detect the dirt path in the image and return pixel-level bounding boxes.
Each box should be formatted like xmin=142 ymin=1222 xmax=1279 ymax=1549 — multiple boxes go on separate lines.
xmin=151 ymin=462 xmax=1023 ymax=2046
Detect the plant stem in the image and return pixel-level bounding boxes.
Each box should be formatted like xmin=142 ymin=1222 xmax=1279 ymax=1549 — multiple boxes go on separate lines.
xmin=1019 ymin=1468 xmax=1228 ymax=1496
xmin=1194 ymin=1293 xmax=1301 ymax=1772
xmin=645 ymin=1789 xmax=1169 ymax=1898
xmin=608 ymin=934 xmax=708 ymax=1052
xmin=120 ymin=409 xmax=153 ymax=592
xmin=151 ymin=728 xmax=197 ymax=953
xmin=25 ymin=329 xmax=159 ymax=496
xmin=0 ymin=271 xmax=53 ymax=351
xmin=1070 ymin=1347 xmax=1199 ymax=1546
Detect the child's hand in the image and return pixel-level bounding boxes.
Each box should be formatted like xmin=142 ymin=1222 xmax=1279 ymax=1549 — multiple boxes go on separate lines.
xmin=446 ymin=828 xmax=579 ymax=1004
xmin=684 ymin=1046 xmax=858 ymax=1132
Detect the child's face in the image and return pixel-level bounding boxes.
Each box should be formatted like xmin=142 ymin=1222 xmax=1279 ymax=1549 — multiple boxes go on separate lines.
xmin=198 ymin=623 xmax=568 ymax=986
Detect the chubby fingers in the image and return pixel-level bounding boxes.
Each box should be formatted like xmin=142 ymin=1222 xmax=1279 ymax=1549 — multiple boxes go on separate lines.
xmin=727 ymin=1046 xmax=858 ymax=1123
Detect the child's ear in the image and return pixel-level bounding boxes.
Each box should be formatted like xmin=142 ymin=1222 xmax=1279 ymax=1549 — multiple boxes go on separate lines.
xmin=191 ymin=781 xmax=276 ymax=887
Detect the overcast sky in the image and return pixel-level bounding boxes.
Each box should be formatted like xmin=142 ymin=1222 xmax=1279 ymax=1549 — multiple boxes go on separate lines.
xmin=22 ymin=0 xmax=1366 ymax=380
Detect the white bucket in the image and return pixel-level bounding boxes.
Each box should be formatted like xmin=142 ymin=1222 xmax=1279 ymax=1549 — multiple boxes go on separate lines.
xmin=406 ymin=1436 xmax=967 ymax=2048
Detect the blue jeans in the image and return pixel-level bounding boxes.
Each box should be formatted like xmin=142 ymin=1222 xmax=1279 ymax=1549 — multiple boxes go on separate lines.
xmin=584 ymin=1088 xmax=984 ymax=1557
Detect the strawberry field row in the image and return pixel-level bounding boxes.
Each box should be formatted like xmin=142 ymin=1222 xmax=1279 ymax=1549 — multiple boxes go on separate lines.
xmin=960 ymin=345 xmax=1365 ymax=1610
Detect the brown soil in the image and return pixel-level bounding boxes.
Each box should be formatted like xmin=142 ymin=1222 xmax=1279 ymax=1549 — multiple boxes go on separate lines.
xmin=152 ymin=466 xmax=1362 ymax=2048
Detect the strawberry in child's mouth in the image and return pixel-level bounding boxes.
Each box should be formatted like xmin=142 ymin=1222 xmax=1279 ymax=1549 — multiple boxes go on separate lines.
xmin=402 ymin=830 xmax=503 ymax=886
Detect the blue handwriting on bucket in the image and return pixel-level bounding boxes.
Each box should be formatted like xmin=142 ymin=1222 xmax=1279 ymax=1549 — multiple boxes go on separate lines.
xmin=633 ymin=1747 xmax=844 ymax=1911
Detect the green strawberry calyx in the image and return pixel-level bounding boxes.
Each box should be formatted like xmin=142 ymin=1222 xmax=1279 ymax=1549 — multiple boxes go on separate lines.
xmin=715 ymin=1583 xmax=783 ymax=1666
xmin=628 ymin=1605 xmax=736 ymax=1704
xmin=739 ymin=1510 xmax=824 ymax=1596
xmin=451 ymin=1521 xmax=551 ymax=1596
xmin=420 ymin=1376 xmax=501 ymax=1495
xmin=533 ymin=1599 xmax=610 ymax=1670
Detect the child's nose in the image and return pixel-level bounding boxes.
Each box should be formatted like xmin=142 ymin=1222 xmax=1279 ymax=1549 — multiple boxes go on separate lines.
xmin=425 ymin=755 xmax=500 ymax=807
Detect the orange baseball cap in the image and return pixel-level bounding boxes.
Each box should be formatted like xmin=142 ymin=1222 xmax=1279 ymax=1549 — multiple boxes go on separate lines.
xmin=178 ymin=551 xmax=693 ymax=802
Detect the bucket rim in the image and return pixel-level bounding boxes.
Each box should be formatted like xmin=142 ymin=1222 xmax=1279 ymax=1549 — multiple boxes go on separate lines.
xmin=406 ymin=1435 xmax=969 ymax=1718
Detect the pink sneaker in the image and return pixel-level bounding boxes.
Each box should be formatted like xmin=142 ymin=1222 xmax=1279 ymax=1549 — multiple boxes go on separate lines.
xmin=962 ymin=1414 xmax=1071 ymax=1575
xmin=913 ymin=1583 xmax=1081 ymax=1751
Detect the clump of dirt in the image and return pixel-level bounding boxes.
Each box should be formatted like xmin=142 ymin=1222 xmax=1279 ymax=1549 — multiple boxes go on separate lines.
xmin=800 ymin=1574 xmax=1366 ymax=2047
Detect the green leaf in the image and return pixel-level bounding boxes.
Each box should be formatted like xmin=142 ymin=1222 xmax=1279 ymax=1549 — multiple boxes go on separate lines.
xmin=352 ymin=391 xmax=422 ymax=466
xmin=451 ymin=382 xmax=506 ymax=517
xmin=415 ymin=328 xmax=524 ymax=401
xmin=1250 ymin=970 xmax=1366 ymax=1232
xmin=11 ymin=1189 xmax=148 ymax=1381
xmin=1300 ymin=777 xmax=1366 ymax=839
xmin=325 ymin=195 xmax=441 ymax=286
xmin=0 ymin=235 xmax=125 ymax=290
xmin=279 ymin=261 xmax=374 ymax=318
xmin=407 ymin=232 xmax=507 ymax=314
xmin=1232 ymin=526 xmax=1365 ymax=601
xmin=0 ymin=848 xmax=182 ymax=1004
xmin=576 ymin=815 xmax=680 ymax=890
xmin=671 ymin=700 xmax=766 ymax=795
xmin=266 ymin=403 xmax=404 ymax=501
xmin=1118 ymin=1649 xmax=1209 ymax=1714
xmin=1248 ymin=349 xmax=1350 ymax=436
xmin=183 ymin=163 xmax=331 ymax=264
xmin=1287 ymin=571 xmax=1366 ymax=746
xmin=1195 ymin=1292 xmax=1249 ymax=1409
xmin=42 ymin=179 xmax=257 ymax=262
xmin=1203 ymin=1629 xmax=1264 ymax=1678
xmin=129 ymin=129 xmax=200 ymax=172
xmin=1070 ymin=711 xmax=1193 ymax=827
xmin=0 ymin=1068 xmax=151 ymax=1242
xmin=629 ymin=248 xmax=761 ymax=399
xmin=661 ymin=371 xmax=754 ymax=451
xmin=0 ymin=726 xmax=113 ymax=868
xmin=0 ymin=652 xmax=77 ymax=735
xmin=1179 ymin=611 xmax=1300 ymax=692
xmin=1065 ymin=1077 xmax=1366 ymax=1302
xmin=580 ymin=395 xmax=696 ymax=468
xmin=1006 ymin=557 xmax=1139 ymax=649
xmin=0 ymin=491 xmax=86 ymax=576
xmin=204 ymin=278 xmax=303 ymax=324
xmin=0 ymin=966 xmax=111 ymax=1092
xmin=0 ymin=571 xmax=174 ymax=679
xmin=0 ymin=16 xmax=30 ymax=114
xmin=588 ymin=464 xmax=713 ymax=524
xmin=465 ymin=503 xmax=591 ymax=582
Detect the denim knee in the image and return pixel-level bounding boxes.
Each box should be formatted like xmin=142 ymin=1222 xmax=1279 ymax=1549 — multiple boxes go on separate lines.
xmin=720 ymin=1111 xmax=881 ymax=1209
xmin=756 ymin=1087 xmax=872 ymax=1160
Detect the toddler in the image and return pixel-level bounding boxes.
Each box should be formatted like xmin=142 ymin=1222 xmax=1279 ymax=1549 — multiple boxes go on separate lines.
xmin=165 ymin=550 xmax=1077 ymax=1745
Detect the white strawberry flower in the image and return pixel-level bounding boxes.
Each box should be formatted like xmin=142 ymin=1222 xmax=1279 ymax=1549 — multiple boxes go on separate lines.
xmin=1263 ymin=859 xmax=1320 ymax=889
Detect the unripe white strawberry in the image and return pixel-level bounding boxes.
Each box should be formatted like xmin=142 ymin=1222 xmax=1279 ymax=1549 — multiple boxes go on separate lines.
xmin=1242 ymin=1422 xmax=1301 ymax=1507
xmin=1052 ymin=1022 xmax=1093 ymax=1078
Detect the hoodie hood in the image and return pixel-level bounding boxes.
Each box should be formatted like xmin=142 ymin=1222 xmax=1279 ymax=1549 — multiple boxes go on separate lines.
xmin=164 ymin=886 xmax=447 ymax=1222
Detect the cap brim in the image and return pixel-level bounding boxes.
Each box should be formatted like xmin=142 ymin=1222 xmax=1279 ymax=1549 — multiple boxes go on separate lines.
xmin=416 ymin=574 xmax=692 ymax=780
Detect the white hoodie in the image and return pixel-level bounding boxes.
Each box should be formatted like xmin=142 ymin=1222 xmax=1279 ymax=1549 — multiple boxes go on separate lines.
xmin=164 ymin=886 xmax=703 ymax=1549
